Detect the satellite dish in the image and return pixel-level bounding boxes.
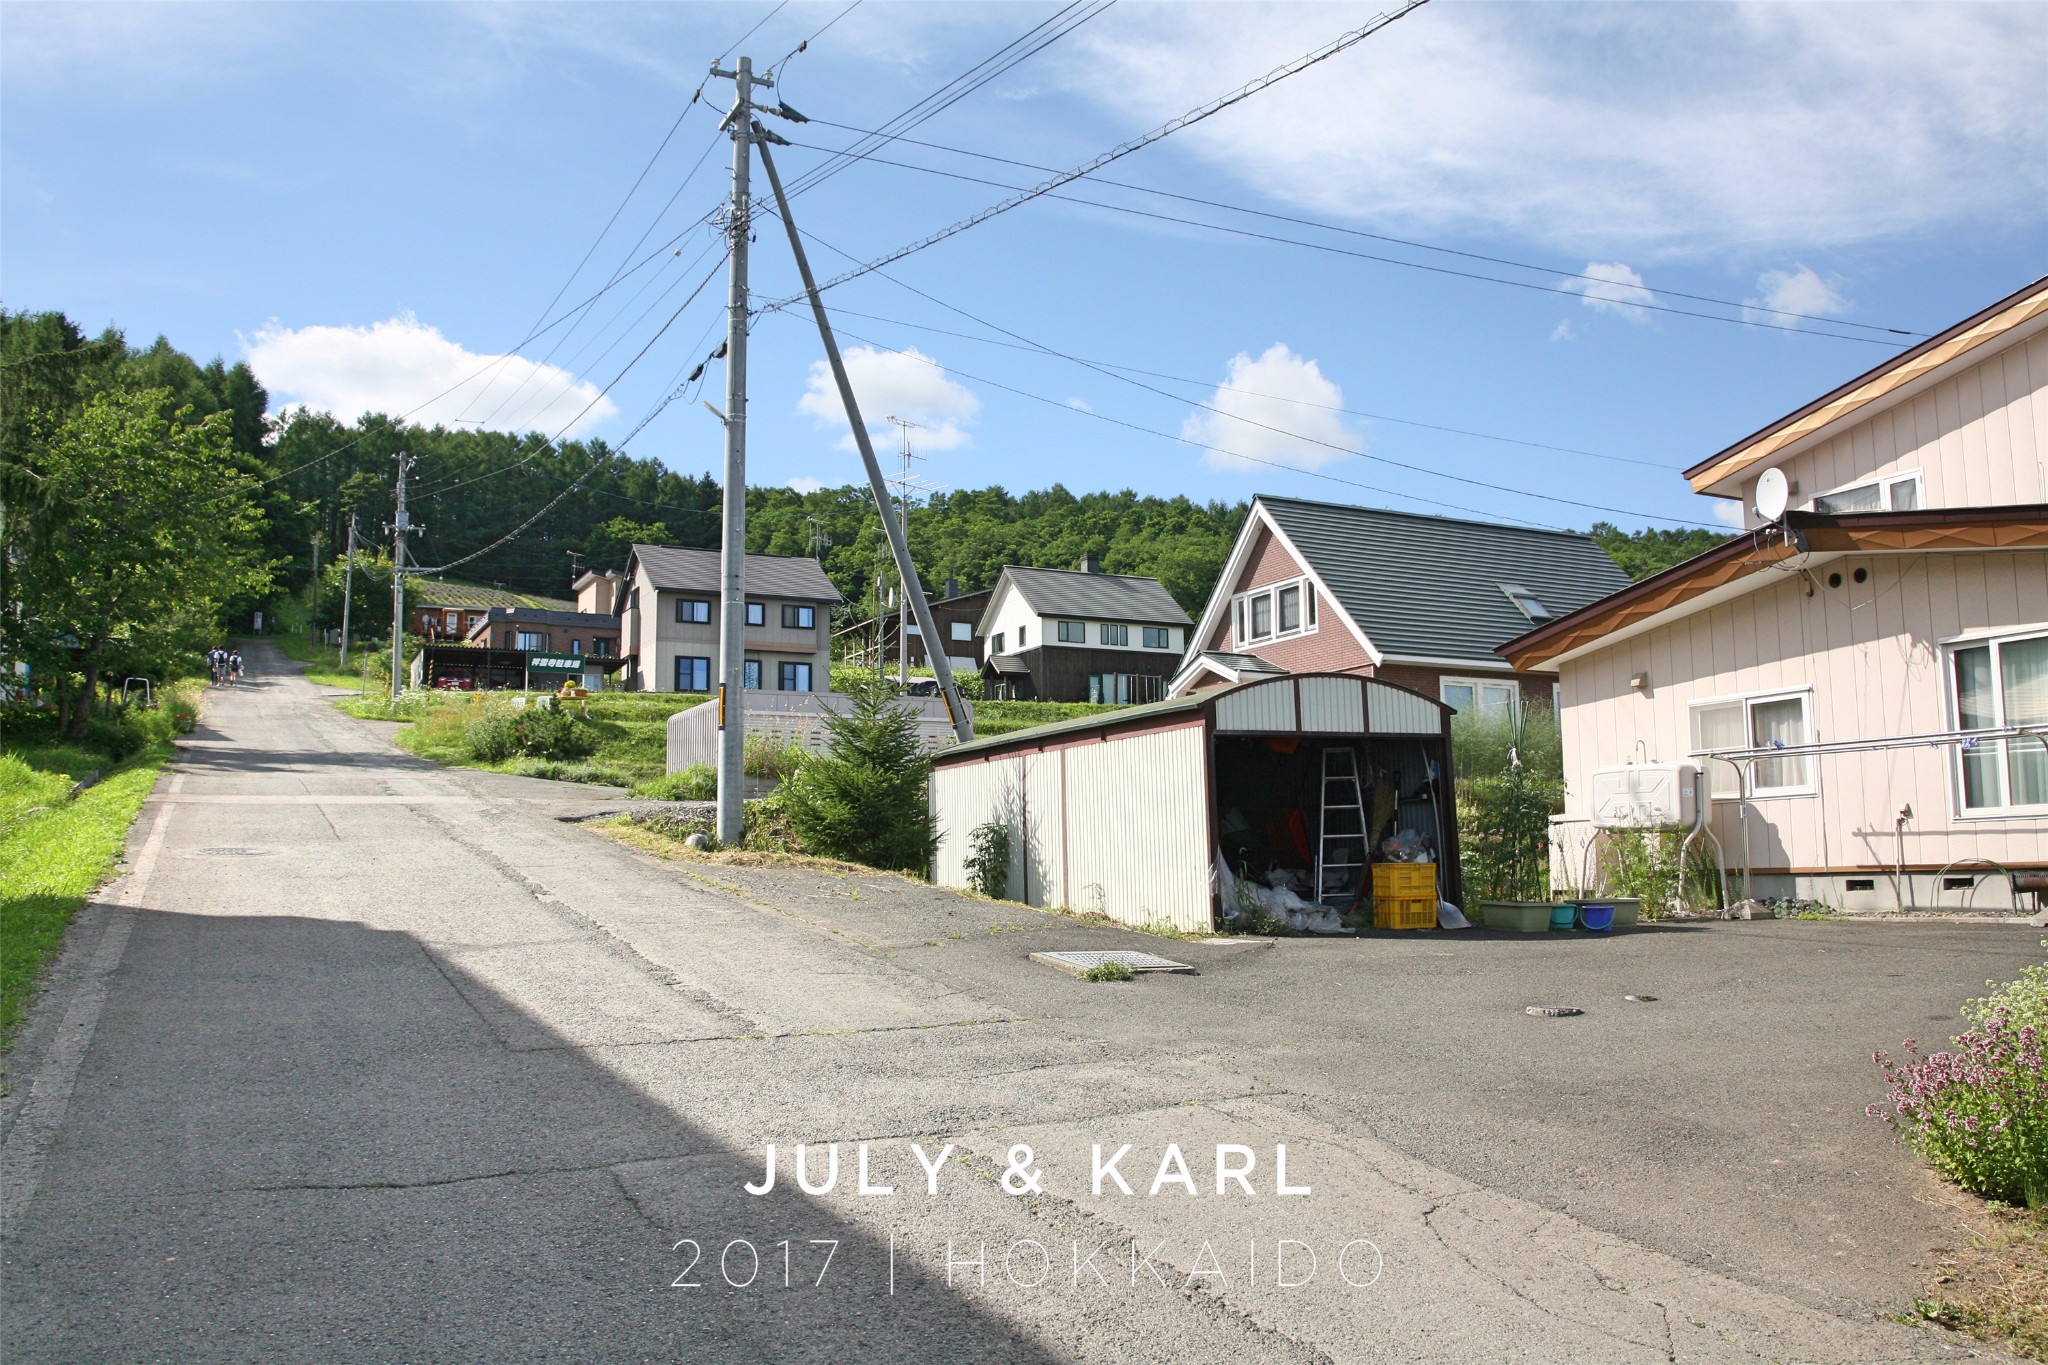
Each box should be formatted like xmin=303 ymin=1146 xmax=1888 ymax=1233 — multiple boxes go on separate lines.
xmin=1754 ymin=467 xmax=1790 ymax=522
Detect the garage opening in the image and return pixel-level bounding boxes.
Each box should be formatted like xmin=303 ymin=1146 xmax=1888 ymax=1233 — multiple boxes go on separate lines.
xmin=1213 ymin=732 xmax=1452 ymax=927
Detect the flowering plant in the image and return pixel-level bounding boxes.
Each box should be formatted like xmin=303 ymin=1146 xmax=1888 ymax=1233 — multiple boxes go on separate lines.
xmin=1870 ymin=1004 xmax=2047 ymax=1209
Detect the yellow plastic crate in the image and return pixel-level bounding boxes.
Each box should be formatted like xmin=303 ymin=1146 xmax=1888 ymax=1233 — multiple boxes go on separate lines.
xmin=1373 ymin=895 xmax=1437 ymax=931
xmin=1372 ymin=863 xmax=1436 ymax=899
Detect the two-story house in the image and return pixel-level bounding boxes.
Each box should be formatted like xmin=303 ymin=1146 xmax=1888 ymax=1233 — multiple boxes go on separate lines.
xmin=462 ymin=606 xmax=620 ymax=659
xmin=410 ymin=578 xmax=574 ymax=641
xmin=1168 ymin=495 xmax=1631 ymax=718
xmin=1499 ymin=274 xmax=2047 ymax=911
xmin=616 ymin=544 xmax=841 ymax=694
xmin=977 ymin=556 xmax=1192 ymax=703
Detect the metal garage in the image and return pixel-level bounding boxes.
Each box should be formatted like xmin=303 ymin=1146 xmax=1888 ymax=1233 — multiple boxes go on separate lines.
xmin=930 ymin=673 xmax=1459 ymax=932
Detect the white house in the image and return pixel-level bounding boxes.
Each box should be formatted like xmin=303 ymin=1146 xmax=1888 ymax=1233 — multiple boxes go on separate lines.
xmin=976 ymin=555 xmax=1192 ymax=703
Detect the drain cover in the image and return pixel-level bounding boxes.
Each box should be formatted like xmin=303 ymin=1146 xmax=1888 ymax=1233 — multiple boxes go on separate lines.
xmin=190 ymin=847 xmax=270 ymax=858
xmin=1031 ymin=950 xmax=1194 ymax=976
xmin=1525 ymin=1005 xmax=1583 ymax=1017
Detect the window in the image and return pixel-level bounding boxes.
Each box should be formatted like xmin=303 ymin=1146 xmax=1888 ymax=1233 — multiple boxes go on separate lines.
xmin=1232 ymin=577 xmax=1315 ymax=648
xmin=743 ymin=659 xmax=761 ymax=690
xmin=781 ymin=604 xmax=815 ymax=629
xmin=570 ymin=639 xmax=582 ymax=655
xmin=1017 ymin=625 xmax=1027 ymax=648
xmin=991 ymin=633 xmax=1005 ymax=655
xmin=1058 ymin=620 xmax=1086 ymax=644
xmin=1143 ymin=626 xmax=1171 ymax=649
xmin=1951 ymin=630 xmax=2048 ymax=813
xmin=674 ymin=656 xmax=711 ymax=692
xmin=676 ymin=598 xmax=710 ymax=624
xmin=627 ymin=587 xmax=640 ymax=615
xmin=516 ymin=631 xmax=546 ymax=651
xmin=1688 ymin=691 xmax=1815 ymax=797
xmin=444 ymin=610 xmax=460 ymax=632
xmin=779 ymin=661 xmax=813 ymax=692
xmin=1101 ymin=623 xmax=1129 ymax=646
xmin=591 ymin=638 xmax=612 ymax=658
xmin=1089 ymin=674 xmax=1133 ymax=704
xmin=1814 ymin=470 xmax=1922 ymax=514
xmin=746 ymin=602 xmax=765 ymax=627
xmin=1501 ymin=584 xmax=1552 ymax=622
xmin=950 ymin=621 xmax=973 ymax=642
xmin=1440 ymin=677 xmax=1518 ymax=722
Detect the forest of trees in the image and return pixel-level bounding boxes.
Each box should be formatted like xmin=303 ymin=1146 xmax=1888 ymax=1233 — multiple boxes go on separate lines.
xmin=3 ymin=307 xmax=1726 ymax=705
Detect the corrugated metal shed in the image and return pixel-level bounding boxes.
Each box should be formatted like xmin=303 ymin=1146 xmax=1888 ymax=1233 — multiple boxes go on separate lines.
xmin=1259 ymin=495 xmax=1630 ymax=663
xmin=931 ymin=673 xmax=1457 ymax=931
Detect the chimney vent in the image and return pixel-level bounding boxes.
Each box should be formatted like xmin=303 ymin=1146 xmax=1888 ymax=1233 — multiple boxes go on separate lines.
xmin=1078 ymin=552 xmax=1103 ymax=574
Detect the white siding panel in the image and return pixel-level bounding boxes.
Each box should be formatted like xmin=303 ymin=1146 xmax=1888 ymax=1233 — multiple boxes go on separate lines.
xmin=1366 ymin=680 xmax=1441 ymax=736
xmin=1298 ymin=675 xmax=1365 ymax=732
xmin=1062 ymin=726 xmax=1213 ymax=931
xmin=931 ymin=756 xmax=1030 ymax=896
xmin=1216 ymin=679 xmax=1296 ymax=732
xmin=1020 ymin=750 xmax=1066 ymax=909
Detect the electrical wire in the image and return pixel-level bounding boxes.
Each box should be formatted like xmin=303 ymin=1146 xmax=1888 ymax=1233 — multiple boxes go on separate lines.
xmin=779 ymin=220 xmax=1723 ymax=527
xmin=769 ymin=0 xmax=863 ymax=75
xmin=773 ymin=137 xmax=1906 ymax=346
xmin=717 ymin=0 xmax=792 ymax=64
xmin=797 ymin=118 xmax=1923 ymax=339
xmin=764 ymin=0 xmax=1429 ymax=307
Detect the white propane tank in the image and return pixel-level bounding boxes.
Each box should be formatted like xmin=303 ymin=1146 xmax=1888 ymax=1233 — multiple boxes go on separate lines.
xmin=1588 ymin=763 xmax=1699 ymax=830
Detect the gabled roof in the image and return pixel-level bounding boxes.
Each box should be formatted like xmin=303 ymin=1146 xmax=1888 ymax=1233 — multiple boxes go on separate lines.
xmin=990 ymin=565 xmax=1191 ymax=625
xmin=1497 ymin=504 xmax=2048 ymax=671
xmin=628 ymin=544 xmax=843 ymax=602
xmin=1170 ymin=649 xmax=1288 ymax=693
xmin=1252 ymin=496 xmax=1630 ymax=664
xmin=412 ymin=578 xmax=574 ymax=612
xmin=1685 ymin=275 xmax=2048 ymax=498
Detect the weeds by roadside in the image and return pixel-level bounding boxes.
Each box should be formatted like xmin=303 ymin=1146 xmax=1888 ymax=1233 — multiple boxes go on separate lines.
xmin=1914 ymin=1198 xmax=2048 ymax=1361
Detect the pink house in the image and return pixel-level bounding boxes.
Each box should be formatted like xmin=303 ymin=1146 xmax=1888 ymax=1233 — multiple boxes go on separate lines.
xmin=1502 ymin=275 xmax=2048 ymax=912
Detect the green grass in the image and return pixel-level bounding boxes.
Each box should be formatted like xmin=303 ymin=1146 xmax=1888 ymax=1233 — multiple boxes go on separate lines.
xmin=971 ymin=699 xmax=1126 ymax=737
xmin=333 ymin=689 xmax=710 ymax=791
xmin=270 ymin=626 xmax=397 ymax=692
xmin=1 ymin=741 xmax=172 ymax=1048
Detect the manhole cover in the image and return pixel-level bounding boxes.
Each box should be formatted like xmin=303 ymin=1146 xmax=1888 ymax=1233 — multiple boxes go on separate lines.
xmin=1525 ymin=1005 xmax=1583 ymax=1017
xmin=189 ymin=847 xmax=270 ymax=858
xmin=1031 ymin=950 xmax=1195 ymax=977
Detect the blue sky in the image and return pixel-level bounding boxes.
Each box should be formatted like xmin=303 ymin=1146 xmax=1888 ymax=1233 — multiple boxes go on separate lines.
xmin=5 ymin=1 xmax=2044 ymax=535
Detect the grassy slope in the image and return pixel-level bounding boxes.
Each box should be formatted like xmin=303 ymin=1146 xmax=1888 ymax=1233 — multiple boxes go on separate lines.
xmin=337 ymin=690 xmax=709 ymax=789
xmin=0 ymin=743 xmax=170 ymax=1047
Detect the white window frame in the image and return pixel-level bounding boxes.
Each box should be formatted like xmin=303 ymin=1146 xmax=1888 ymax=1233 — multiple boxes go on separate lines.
xmin=1439 ymin=676 xmax=1519 ymax=722
xmin=1686 ymin=688 xmax=1817 ymax=799
xmin=1944 ymin=626 xmax=2048 ymax=819
xmin=1231 ymin=576 xmax=1316 ymax=650
xmin=1812 ymin=468 xmax=1922 ymax=515
xmin=515 ymin=630 xmax=547 ymax=652
xmin=949 ymin=621 xmax=973 ymax=643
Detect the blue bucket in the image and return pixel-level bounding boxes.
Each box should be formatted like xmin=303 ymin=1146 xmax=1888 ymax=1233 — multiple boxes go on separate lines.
xmin=1549 ymin=903 xmax=1578 ymax=931
xmin=1579 ymin=903 xmax=1616 ymax=933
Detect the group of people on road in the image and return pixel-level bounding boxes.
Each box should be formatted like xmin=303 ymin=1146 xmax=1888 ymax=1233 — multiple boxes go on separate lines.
xmin=207 ymin=647 xmax=244 ymax=685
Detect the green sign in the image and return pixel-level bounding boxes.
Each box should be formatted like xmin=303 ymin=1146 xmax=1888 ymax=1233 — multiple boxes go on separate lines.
xmin=527 ymin=654 xmax=585 ymax=674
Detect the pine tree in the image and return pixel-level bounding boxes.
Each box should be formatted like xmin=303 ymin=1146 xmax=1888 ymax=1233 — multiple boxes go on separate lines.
xmin=781 ymin=682 xmax=938 ymax=874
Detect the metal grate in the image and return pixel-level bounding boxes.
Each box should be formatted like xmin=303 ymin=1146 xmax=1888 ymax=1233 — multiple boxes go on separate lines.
xmin=1030 ymin=950 xmax=1195 ymax=976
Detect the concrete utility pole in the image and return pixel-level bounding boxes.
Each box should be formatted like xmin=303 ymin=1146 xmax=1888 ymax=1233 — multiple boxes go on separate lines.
xmin=339 ymin=514 xmax=358 ymax=671
xmin=388 ymin=453 xmax=419 ymax=703
xmin=707 ymin=54 xmax=772 ymax=847
xmin=883 ymin=416 xmax=925 ymax=686
xmin=309 ymin=532 xmax=322 ymax=648
xmin=754 ymin=137 xmax=973 ymax=743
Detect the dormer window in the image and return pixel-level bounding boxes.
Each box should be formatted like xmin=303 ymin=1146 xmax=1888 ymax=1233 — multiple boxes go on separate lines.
xmin=1231 ymin=577 xmax=1315 ymax=649
xmin=1502 ymin=584 xmax=1552 ymax=622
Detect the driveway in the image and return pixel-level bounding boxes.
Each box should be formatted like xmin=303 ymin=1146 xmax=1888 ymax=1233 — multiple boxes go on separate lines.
xmin=2 ymin=641 xmax=2038 ymax=1362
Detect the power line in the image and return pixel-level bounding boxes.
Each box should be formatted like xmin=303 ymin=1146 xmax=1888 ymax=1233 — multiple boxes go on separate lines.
xmin=774 ymin=136 xmax=1907 ymax=346
xmin=765 ymin=0 xmax=1429 ymax=308
xmin=781 ymin=224 xmax=1723 ymax=527
xmin=769 ymin=0 xmax=863 ymax=74
xmin=799 ymin=118 xmax=1922 ymax=341
xmin=717 ymin=0 xmax=792 ymax=64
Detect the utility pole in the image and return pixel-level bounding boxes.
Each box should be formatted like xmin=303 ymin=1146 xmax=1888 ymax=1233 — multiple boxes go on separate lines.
xmin=339 ymin=514 xmax=358 ymax=671
xmin=309 ymin=531 xmax=322 ymax=648
xmin=706 ymin=55 xmax=771 ymax=848
xmin=388 ymin=453 xmax=419 ymax=703
xmin=883 ymin=416 xmax=926 ymax=686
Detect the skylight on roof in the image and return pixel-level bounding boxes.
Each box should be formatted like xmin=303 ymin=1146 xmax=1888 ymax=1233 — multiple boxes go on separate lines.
xmin=1502 ymin=584 xmax=1553 ymax=621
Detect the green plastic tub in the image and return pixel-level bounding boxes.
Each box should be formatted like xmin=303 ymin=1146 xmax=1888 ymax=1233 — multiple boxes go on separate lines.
xmin=1479 ymin=901 xmax=1552 ymax=933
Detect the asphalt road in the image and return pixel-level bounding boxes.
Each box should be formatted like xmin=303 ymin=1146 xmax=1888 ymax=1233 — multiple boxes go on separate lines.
xmin=3 ymin=642 xmax=2039 ymax=1363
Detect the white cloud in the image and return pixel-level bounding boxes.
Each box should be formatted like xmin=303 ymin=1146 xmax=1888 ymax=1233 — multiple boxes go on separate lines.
xmin=787 ymin=476 xmax=827 ymax=494
xmin=1711 ymin=500 xmax=1748 ymax=530
xmin=796 ymin=346 xmax=980 ymax=453
xmin=245 ymin=314 xmax=617 ymax=435
xmin=1549 ymin=320 xmax=1577 ymax=344
xmin=1066 ymin=396 xmax=1095 ymax=413
xmin=1745 ymin=265 xmax=1849 ymax=327
xmin=1067 ymin=3 xmax=2048 ymax=253
xmin=1182 ymin=343 xmax=1361 ymax=473
xmin=1564 ymin=262 xmax=1657 ymax=323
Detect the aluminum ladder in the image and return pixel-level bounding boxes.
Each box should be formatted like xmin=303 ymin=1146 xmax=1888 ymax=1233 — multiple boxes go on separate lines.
xmin=1317 ymin=746 xmax=1367 ymax=901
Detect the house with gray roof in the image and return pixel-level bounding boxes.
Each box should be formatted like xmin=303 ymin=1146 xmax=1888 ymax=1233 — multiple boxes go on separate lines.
xmin=1169 ymin=495 xmax=1630 ymax=720
xmin=976 ymin=554 xmax=1193 ymax=703
xmin=618 ymin=543 xmax=843 ymax=694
